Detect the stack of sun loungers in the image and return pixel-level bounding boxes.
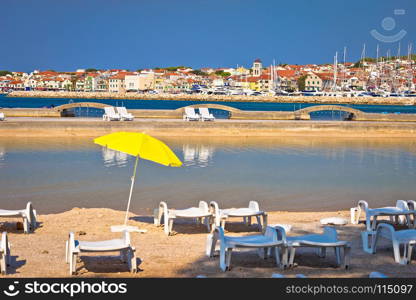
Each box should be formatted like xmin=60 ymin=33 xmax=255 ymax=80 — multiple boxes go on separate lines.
xmin=103 ymin=107 xmax=134 ymax=121
xmin=183 ymin=107 xmax=215 ymax=121
xmin=351 ymin=199 xmax=416 ymax=264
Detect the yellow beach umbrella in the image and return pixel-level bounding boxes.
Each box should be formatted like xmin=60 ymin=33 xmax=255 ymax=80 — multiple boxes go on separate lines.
xmin=94 ymin=132 xmax=182 ymax=231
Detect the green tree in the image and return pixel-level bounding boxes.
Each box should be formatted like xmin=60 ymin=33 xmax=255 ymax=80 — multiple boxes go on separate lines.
xmin=85 ymin=68 xmax=98 ymax=73
xmin=214 ymin=70 xmax=231 ymax=77
xmin=297 ymin=75 xmax=307 ymax=91
xmin=190 ymin=69 xmax=208 ymax=76
xmin=0 ymin=70 xmax=12 ymax=76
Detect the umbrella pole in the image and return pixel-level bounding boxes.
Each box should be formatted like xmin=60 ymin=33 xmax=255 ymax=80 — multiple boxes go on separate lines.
xmin=124 ymin=156 xmax=139 ymax=225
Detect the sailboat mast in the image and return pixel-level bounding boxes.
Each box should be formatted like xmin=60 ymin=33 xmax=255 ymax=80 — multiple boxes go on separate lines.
xmin=333 ymin=52 xmax=338 ymax=91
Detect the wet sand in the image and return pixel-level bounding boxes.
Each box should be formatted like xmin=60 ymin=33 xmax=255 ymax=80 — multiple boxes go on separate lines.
xmin=1 ymin=208 xmax=415 ymax=278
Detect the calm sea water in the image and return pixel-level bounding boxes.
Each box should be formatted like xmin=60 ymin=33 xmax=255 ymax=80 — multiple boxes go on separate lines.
xmin=1 ymin=95 xmax=416 ymax=120
xmin=0 ymin=136 xmax=415 ymax=214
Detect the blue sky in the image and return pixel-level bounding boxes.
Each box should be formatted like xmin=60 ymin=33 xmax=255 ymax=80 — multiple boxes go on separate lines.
xmin=0 ymin=0 xmax=415 ymax=71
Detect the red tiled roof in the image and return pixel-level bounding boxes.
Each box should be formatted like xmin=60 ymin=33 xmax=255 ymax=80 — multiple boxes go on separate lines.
xmin=277 ymin=70 xmax=296 ymax=78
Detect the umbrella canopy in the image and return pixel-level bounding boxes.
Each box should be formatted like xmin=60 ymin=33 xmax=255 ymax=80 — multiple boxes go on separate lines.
xmin=94 ymin=132 xmax=182 ymax=167
xmin=94 ymin=132 xmax=182 ymax=231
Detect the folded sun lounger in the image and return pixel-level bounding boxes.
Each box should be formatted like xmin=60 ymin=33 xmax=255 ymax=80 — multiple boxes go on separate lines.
xmin=199 ymin=107 xmax=215 ymax=121
xmin=0 ymin=202 xmax=37 ymax=234
xmin=210 ymin=201 xmax=267 ymax=233
xmin=154 ymin=201 xmax=213 ymax=235
xmin=0 ymin=232 xmax=11 ymax=275
xmin=116 ymin=107 xmax=134 ymax=121
xmin=65 ymin=231 xmax=137 ymax=275
xmin=102 ymin=107 xmax=121 ymax=121
xmin=183 ymin=107 xmax=200 ymax=121
xmin=206 ymin=226 xmax=288 ymax=271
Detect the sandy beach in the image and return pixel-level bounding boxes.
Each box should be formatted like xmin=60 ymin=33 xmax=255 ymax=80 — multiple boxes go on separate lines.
xmin=0 ymin=207 xmax=415 ymax=278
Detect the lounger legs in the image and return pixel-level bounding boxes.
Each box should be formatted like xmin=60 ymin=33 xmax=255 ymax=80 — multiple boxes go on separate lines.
xmin=317 ymin=247 xmax=326 ymax=258
xmin=288 ymin=246 xmax=350 ymax=269
xmin=219 ymin=244 xmax=227 ymax=271
xmin=126 ymin=248 xmax=137 ymax=273
xmin=0 ymin=255 xmax=6 ymax=275
xmin=23 ymin=217 xmax=29 ymax=234
xmin=69 ymin=253 xmax=77 ymax=275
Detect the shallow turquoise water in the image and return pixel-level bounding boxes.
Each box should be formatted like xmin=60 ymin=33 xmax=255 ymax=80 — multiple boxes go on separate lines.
xmin=0 ymin=136 xmax=415 ymax=214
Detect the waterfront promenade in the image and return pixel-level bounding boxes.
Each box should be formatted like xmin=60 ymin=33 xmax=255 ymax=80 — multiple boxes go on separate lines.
xmin=7 ymin=91 xmax=416 ymax=106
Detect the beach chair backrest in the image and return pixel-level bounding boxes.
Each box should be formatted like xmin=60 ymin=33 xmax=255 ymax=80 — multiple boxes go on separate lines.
xmin=104 ymin=107 xmax=115 ymax=116
xmin=117 ymin=107 xmax=127 ymax=115
xmin=199 ymin=107 xmax=209 ymax=116
xmin=185 ymin=107 xmax=196 ymax=117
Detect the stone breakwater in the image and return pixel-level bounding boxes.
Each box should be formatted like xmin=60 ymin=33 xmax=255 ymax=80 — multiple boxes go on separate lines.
xmin=7 ymin=91 xmax=416 ymax=106
xmin=1 ymin=118 xmax=416 ymax=137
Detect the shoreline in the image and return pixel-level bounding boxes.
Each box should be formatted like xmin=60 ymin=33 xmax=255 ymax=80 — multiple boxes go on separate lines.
xmin=6 ymin=91 xmax=416 ymax=106
xmin=1 ymin=207 xmax=415 ymax=278
xmin=1 ymin=117 xmax=416 ymax=137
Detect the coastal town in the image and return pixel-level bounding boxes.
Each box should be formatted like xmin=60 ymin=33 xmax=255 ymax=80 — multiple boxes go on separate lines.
xmin=1 ymin=55 xmax=415 ymax=98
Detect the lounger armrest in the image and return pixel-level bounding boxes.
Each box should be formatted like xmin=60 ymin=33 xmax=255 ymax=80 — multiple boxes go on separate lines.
xmin=273 ymin=225 xmax=288 ymax=243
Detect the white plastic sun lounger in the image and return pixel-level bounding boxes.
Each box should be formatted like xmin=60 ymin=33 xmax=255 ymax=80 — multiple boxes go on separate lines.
xmin=102 ymin=107 xmax=121 ymax=121
xmin=199 ymin=107 xmax=215 ymax=121
xmin=66 ymin=231 xmax=137 ymax=275
xmin=206 ymin=226 xmax=288 ymax=271
xmin=0 ymin=112 xmax=5 ymax=121
xmin=0 ymin=232 xmax=11 ymax=275
xmin=0 ymin=202 xmax=37 ymax=234
xmin=210 ymin=201 xmax=267 ymax=233
xmin=155 ymin=201 xmax=213 ymax=235
xmin=283 ymin=227 xmax=351 ymax=269
xmin=116 ymin=107 xmax=134 ymax=121
xmin=183 ymin=107 xmax=200 ymax=121
xmin=363 ymin=223 xmax=416 ymax=264
xmin=351 ymin=200 xmax=415 ymax=231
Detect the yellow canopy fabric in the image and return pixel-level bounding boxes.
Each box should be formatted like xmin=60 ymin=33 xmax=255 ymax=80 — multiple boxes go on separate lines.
xmin=94 ymin=132 xmax=182 ymax=167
